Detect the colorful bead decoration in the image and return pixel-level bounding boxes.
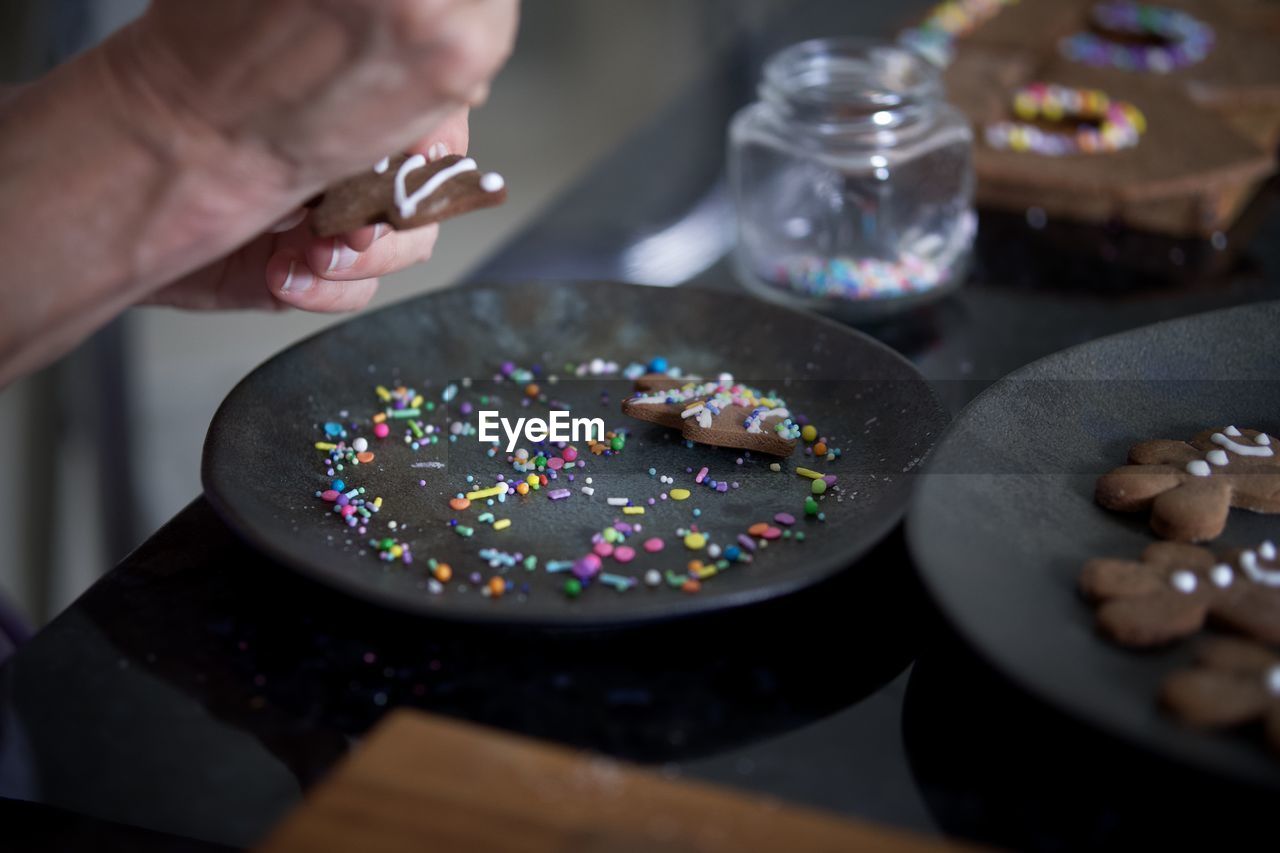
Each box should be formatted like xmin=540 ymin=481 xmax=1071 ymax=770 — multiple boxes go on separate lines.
xmin=898 ymin=0 xmax=1020 ymax=65
xmin=1060 ymin=2 xmax=1214 ymax=74
xmin=985 ymin=83 xmax=1147 ymax=156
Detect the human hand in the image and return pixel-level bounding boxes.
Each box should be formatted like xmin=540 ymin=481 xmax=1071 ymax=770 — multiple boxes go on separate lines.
xmin=146 ymin=110 xmax=470 ymax=313
xmin=0 ymin=0 xmax=519 ymax=383
xmin=115 ymin=0 xmax=519 ymax=312
xmin=112 ymin=0 xmax=518 ymax=188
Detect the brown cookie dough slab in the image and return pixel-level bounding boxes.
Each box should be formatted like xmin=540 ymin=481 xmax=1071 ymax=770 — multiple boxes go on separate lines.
xmin=1161 ymin=637 xmax=1280 ymax=754
xmin=929 ymin=0 xmax=1279 ymax=236
xmin=1080 ymin=540 xmax=1280 ymax=647
xmin=1095 ymin=427 xmax=1280 ymax=542
xmin=310 ymin=153 xmax=506 ymax=238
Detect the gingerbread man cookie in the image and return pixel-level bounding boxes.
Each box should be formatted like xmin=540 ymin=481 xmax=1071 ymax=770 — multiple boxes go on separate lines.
xmin=1080 ymin=540 xmax=1280 ymax=647
xmin=1161 ymin=637 xmax=1280 ymax=754
xmin=621 ymin=376 xmax=800 ymax=457
xmin=1095 ymin=426 xmax=1280 ymax=542
xmin=310 ymin=153 xmax=506 ymax=238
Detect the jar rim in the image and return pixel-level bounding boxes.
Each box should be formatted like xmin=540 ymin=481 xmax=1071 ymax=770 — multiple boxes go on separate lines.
xmin=761 ymin=37 xmax=942 ymax=121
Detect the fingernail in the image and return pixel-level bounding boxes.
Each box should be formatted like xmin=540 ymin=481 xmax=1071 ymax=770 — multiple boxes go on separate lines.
xmin=373 ymin=224 xmax=388 ymax=241
xmin=327 ymin=240 xmax=360 ymax=272
xmin=269 ymin=208 xmax=307 ymax=233
xmin=427 ymin=142 xmax=449 ymax=161
xmin=281 ymin=260 xmax=314 ymax=293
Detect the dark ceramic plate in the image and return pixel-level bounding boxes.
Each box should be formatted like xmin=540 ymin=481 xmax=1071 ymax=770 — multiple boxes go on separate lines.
xmin=203 ymin=281 xmax=944 ymax=626
xmin=908 ymin=301 xmax=1280 ymax=790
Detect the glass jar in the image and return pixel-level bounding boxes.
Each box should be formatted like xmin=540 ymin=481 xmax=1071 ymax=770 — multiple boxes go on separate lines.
xmin=728 ymin=38 xmax=975 ymax=319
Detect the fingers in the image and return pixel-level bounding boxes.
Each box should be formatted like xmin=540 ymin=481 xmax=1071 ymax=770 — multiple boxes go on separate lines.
xmin=268 ymin=207 xmax=308 ymax=233
xmin=264 ymin=222 xmax=439 ymax=311
xmin=340 ymin=108 xmax=468 ymax=250
xmin=412 ymin=107 xmax=470 ymax=160
xmin=265 ymin=254 xmax=380 ymax=313
xmin=342 ymin=223 xmax=384 ymax=253
xmin=307 ymin=225 xmax=440 ymax=282
xmin=397 ymin=0 xmax=519 ymax=102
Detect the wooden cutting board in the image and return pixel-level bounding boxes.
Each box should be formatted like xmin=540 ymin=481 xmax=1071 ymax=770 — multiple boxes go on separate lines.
xmin=256 ymin=709 xmax=979 ymax=853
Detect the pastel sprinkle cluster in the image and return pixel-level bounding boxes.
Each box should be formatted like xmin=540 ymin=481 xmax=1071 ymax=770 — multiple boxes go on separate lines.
xmin=772 ymin=253 xmax=948 ymax=301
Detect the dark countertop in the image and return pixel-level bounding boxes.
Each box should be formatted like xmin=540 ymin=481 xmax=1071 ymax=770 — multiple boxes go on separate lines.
xmin=4 ymin=0 xmax=1280 ymax=849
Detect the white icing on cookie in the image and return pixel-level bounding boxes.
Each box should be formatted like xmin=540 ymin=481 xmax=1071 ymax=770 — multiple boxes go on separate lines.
xmin=480 ymin=172 xmax=505 ymax=192
xmin=1186 ymin=460 xmax=1211 ymax=477
xmin=1224 ymin=425 xmax=1242 ymax=437
xmin=1169 ymin=570 xmax=1197 ymax=594
xmin=1211 ymin=431 xmax=1274 ymax=457
xmin=374 ymin=156 xmax=390 ymax=174
xmin=746 ymin=408 xmax=792 ymax=434
xmin=1261 ymin=541 xmax=1277 ymax=561
xmin=679 ymin=403 xmax=713 ymax=429
xmin=1206 ymin=449 xmax=1229 ymax=466
xmin=1210 ymin=564 xmax=1233 ymax=588
xmin=1239 ymin=547 xmax=1280 ymax=587
xmin=1257 ymin=433 xmax=1272 ymax=446
xmin=395 ymin=155 xmax=478 ymax=219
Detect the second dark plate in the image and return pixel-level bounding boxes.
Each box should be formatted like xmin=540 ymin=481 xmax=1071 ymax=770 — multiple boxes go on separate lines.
xmin=908 ymin=301 xmax=1280 ymax=790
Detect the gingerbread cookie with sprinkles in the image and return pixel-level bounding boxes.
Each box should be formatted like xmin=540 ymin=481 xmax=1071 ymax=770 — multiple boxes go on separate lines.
xmin=621 ymin=377 xmax=800 ymax=457
xmin=310 ymin=153 xmax=506 ymax=238
xmin=1095 ymin=426 xmax=1280 ymax=542
xmin=1080 ymin=540 xmax=1280 ymax=647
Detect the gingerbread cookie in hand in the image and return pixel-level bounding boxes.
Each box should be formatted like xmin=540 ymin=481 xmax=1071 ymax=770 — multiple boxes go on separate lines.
xmin=1080 ymin=540 xmax=1280 ymax=647
xmin=621 ymin=376 xmax=800 ymax=457
xmin=1162 ymin=638 xmax=1280 ymax=755
xmin=310 ymin=153 xmax=506 ymax=238
xmin=1095 ymin=426 xmax=1280 ymax=542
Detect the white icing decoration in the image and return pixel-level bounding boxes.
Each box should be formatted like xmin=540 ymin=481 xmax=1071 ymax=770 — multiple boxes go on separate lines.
xmin=747 ymin=408 xmax=792 ymax=433
xmin=1211 ymin=431 xmax=1274 ymax=457
xmin=1239 ymin=549 xmax=1280 ymax=587
xmin=1224 ymin=425 xmax=1242 ymax=437
xmin=1257 ymin=433 xmax=1272 ymax=446
xmin=679 ymin=403 xmax=713 ymax=429
xmin=394 ymin=155 xmax=478 ymax=219
xmin=480 ymin=172 xmax=505 ymax=192
xmin=374 ymin=156 xmax=390 ymax=174
xmin=1186 ymin=460 xmax=1211 ymax=477
xmin=1210 ymin=564 xmax=1233 ymax=588
xmin=1267 ymin=665 xmax=1280 ymax=697
xmin=1262 ymin=541 xmax=1277 ymax=561
xmin=1169 ymin=570 xmax=1197 ymax=594
xmin=1206 ymin=449 xmax=1229 ymax=466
